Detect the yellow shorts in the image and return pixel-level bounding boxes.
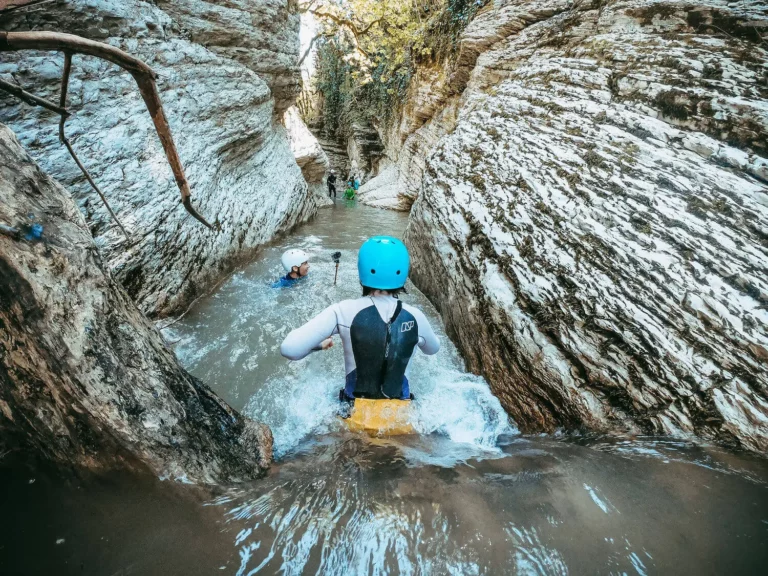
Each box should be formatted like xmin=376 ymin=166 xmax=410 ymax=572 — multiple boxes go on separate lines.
xmin=342 ymin=398 xmax=415 ymax=436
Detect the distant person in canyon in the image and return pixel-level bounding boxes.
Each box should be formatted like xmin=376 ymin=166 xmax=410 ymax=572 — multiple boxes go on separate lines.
xmin=327 ymin=171 xmax=337 ymax=198
xmin=344 ymin=180 xmax=356 ymax=200
xmin=280 ymin=236 xmax=440 ymax=401
xmin=272 ymin=249 xmax=310 ymax=288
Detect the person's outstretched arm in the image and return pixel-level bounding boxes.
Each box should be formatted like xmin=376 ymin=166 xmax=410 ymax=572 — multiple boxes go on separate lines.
xmin=413 ymin=309 xmax=440 ymax=355
xmin=280 ymin=305 xmax=338 ymax=360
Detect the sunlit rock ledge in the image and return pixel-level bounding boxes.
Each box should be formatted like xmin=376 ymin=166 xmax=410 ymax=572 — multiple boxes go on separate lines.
xmin=285 ymin=106 xmax=332 ymax=208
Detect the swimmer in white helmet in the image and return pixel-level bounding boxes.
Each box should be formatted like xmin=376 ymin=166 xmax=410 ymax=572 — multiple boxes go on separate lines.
xmin=272 ymin=249 xmax=310 ymax=288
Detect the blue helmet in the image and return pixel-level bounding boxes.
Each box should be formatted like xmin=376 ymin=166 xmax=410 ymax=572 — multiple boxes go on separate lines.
xmin=357 ymin=236 xmax=410 ymax=290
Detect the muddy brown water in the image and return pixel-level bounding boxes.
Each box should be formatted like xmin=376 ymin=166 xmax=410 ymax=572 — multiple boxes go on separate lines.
xmin=2 ymin=202 xmax=767 ymax=575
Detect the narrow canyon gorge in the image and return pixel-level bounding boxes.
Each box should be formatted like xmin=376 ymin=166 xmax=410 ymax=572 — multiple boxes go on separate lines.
xmin=1 ymin=0 xmax=766 ymax=492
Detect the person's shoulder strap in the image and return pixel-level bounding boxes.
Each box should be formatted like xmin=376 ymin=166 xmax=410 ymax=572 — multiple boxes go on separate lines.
xmin=389 ymin=300 xmax=403 ymax=324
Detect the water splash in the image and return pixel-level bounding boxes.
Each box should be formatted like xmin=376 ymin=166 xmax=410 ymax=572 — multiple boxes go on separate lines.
xmin=163 ymin=206 xmax=768 ymax=575
xmin=170 ymin=203 xmax=516 ymax=460
xmin=506 ymin=524 xmax=569 ymax=576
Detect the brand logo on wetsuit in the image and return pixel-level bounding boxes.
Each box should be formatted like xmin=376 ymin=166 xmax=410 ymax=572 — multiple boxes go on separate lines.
xmin=400 ymin=321 xmax=414 ymax=332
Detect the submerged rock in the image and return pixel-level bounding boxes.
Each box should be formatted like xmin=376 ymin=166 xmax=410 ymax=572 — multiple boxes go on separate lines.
xmin=0 ymin=124 xmax=271 ymax=482
xmin=401 ymin=0 xmax=768 ymax=451
xmin=0 ymin=0 xmax=314 ymax=318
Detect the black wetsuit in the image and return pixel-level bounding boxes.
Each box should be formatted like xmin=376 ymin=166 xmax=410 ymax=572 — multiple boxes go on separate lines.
xmin=327 ymin=173 xmax=337 ymax=198
xmin=280 ymin=295 xmax=440 ymax=399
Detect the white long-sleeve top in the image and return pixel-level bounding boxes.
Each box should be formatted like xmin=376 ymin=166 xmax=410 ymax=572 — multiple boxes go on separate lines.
xmin=280 ymin=295 xmax=440 ymax=378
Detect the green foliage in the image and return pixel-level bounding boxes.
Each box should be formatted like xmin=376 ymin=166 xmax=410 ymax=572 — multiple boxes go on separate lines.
xmin=311 ymin=0 xmax=488 ymax=138
xmin=314 ymin=40 xmax=354 ymax=136
xmin=415 ymin=0 xmax=488 ymax=64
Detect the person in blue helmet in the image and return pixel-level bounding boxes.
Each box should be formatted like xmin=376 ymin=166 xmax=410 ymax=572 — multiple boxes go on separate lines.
xmin=280 ymin=236 xmax=440 ymax=400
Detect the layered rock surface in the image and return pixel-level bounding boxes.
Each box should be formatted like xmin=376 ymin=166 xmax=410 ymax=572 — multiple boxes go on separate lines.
xmin=403 ymin=0 xmax=768 ymax=451
xmin=358 ymin=66 xmax=459 ymax=210
xmin=153 ymin=0 xmax=301 ymax=114
xmin=346 ymin=120 xmax=385 ymax=182
xmin=0 ymin=0 xmax=314 ymax=317
xmin=313 ymin=128 xmax=350 ymax=177
xmin=0 ymin=124 xmax=271 ymax=482
xmin=284 ymin=105 xmax=331 ymax=207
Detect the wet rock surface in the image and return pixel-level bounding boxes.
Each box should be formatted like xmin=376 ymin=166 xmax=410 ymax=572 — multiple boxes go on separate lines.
xmin=402 ymin=0 xmax=768 ymax=451
xmin=0 ymin=0 xmax=314 ymax=318
xmin=0 ymin=124 xmax=272 ymax=482
xmin=4 ymin=433 xmax=767 ymax=575
xmin=312 ymin=128 xmax=351 ymax=177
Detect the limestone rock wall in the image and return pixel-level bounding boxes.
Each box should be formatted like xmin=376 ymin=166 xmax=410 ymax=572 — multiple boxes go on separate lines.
xmin=346 ymin=120 xmax=385 ymax=182
xmin=153 ymin=0 xmax=301 ymax=114
xmin=0 ymin=124 xmax=271 ymax=482
xmin=404 ymin=0 xmax=768 ymax=452
xmin=0 ymin=0 xmax=314 ymax=318
xmin=284 ymin=105 xmax=331 ymax=208
xmin=357 ymin=67 xmax=460 ymax=211
xmin=305 ymin=121 xmax=345 ymax=172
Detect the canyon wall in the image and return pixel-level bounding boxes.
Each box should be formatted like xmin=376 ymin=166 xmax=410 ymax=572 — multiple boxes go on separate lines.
xmin=284 ymin=105 xmax=332 ymax=207
xmin=0 ymin=124 xmax=272 ymax=482
xmin=399 ymin=0 xmax=767 ymax=451
xmin=346 ymin=120 xmax=386 ymax=182
xmin=357 ymin=65 xmax=459 ymax=210
xmin=1 ymin=0 xmax=317 ymax=318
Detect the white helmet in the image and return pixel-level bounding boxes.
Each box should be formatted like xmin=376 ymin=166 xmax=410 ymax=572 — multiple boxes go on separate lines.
xmin=281 ymin=249 xmax=309 ymax=272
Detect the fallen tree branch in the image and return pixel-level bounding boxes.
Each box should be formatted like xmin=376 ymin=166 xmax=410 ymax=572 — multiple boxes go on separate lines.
xmin=298 ymin=31 xmax=335 ymax=66
xmin=298 ymin=0 xmax=320 ymax=12
xmin=0 ymin=30 xmax=215 ymax=230
xmin=0 ymin=223 xmax=21 ymax=240
xmin=57 ymin=52 xmax=129 ymax=239
xmin=0 ymin=0 xmax=54 ymax=14
xmin=0 ymin=76 xmax=69 ymax=116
